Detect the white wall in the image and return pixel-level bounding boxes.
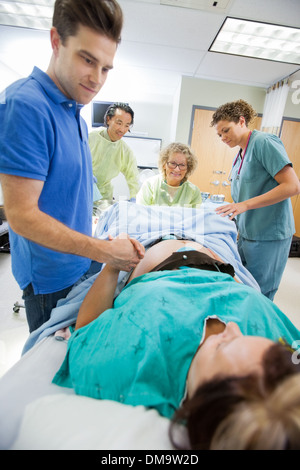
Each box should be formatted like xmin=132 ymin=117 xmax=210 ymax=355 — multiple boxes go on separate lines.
xmin=81 ymin=100 xmax=173 ymax=146
xmin=0 ymin=25 xmax=174 ymax=147
xmin=0 ymin=60 xmax=173 ymax=148
xmin=174 ymin=76 xmax=267 ymax=144
xmin=174 ymin=76 xmax=300 ymax=145
xmin=1 ymin=24 xmax=299 ymax=152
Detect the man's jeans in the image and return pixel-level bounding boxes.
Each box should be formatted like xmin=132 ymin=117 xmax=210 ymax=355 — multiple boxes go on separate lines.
xmin=22 ymin=261 xmax=102 ymax=333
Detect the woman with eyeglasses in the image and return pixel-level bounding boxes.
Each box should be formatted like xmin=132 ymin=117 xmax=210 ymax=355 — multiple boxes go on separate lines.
xmin=211 ymin=99 xmax=300 ymax=301
xmin=136 ymin=142 xmax=202 ymax=207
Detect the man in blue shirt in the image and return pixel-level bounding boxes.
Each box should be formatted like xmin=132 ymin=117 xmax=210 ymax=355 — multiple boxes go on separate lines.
xmin=0 ymin=0 xmax=144 ymax=332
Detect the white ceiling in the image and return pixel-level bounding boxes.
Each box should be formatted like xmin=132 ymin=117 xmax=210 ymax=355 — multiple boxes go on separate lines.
xmin=0 ymin=0 xmax=300 ymax=104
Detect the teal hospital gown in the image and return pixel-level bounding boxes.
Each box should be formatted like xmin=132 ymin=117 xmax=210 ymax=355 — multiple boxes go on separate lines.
xmin=53 ymin=268 xmax=300 ymax=419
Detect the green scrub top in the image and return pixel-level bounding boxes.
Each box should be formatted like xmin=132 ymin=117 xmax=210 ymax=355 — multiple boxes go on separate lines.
xmin=230 ymin=130 xmax=295 ymax=241
xmin=53 ymin=268 xmax=300 ymax=419
xmin=89 ymin=128 xmax=139 ymax=200
xmin=136 ymin=174 xmax=202 ymax=207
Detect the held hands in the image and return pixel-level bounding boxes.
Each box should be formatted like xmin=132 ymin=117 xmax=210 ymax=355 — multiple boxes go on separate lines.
xmin=215 ymin=201 xmax=248 ymax=220
xmin=107 ymin=233 xmax=145 ymax=272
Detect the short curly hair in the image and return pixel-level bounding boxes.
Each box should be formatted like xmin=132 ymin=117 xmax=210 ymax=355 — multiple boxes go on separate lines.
xmin=210 ymin=99 xmax=257 ymax=127
xmin=158 ymin=142 xmax=198 ymax=184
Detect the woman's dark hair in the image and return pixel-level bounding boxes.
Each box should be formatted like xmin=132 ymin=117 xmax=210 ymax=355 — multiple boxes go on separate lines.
xmin=210 ymin=99 xmax=257 ymax=127
xmin=104 ymin=102 xmax=134 ymax=127
xmin=52 ymin=0 xmax=123 ymax=45
xmin=170 ymin=342 xmax=300 ymax=450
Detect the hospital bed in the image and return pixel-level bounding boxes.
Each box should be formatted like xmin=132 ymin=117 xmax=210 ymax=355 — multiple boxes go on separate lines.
xmin=0 ymin=201 xmax=259 ymax=450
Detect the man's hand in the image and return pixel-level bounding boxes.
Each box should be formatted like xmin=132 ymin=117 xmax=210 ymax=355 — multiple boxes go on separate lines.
xmin=106 ymin=233 xmax=145 ymax=271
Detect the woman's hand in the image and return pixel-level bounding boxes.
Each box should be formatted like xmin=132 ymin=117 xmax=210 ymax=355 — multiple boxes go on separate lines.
xmin=215 ymin=202 xmax=248 ymax=220
xmin=215 ymin=165 xmax=300 ymax=221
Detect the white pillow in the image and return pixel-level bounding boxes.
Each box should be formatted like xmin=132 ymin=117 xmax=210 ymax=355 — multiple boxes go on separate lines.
xmin=11 ymin=394 xmax=174 ymax=450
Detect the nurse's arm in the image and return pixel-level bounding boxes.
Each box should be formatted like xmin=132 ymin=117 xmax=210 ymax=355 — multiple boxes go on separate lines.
xmin=75 ymin=264 xmax=120 ymax=330
xmin=0 ymin=174 xmax=143 ymax=270
xmin=215 ymin=164 xmax=300 ymax=219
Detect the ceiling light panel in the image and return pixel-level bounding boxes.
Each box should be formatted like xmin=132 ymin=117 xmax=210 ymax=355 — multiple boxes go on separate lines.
xmin=0 ymin=1 xmax=54 ymax=30
xmin=160 ymin=0 xmax=232 ymax=12
xmin=209 ymin=17 xmax=300 ymax=65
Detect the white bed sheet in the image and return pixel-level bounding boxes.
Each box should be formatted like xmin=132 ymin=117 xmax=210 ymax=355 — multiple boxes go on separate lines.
xmin=0 ymin=336 xmax=72 ymax=449
xmin=0 ymin=201 xmax=259 ymax=450
xmin=0 ymin=336 xmax=174 ymax=450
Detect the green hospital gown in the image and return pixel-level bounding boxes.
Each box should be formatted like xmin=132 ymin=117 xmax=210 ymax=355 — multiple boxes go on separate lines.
xmin=53 ymin=268 xmax=300 ymax=419
xmin=136 ymin=174 xmax=202 ymax=207
xmin=89 ymin=128 xmax=139 ymax=200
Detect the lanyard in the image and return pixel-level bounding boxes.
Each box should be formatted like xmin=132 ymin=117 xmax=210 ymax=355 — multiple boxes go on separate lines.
xmin=229 ymin=131 xmax=252 ymax=181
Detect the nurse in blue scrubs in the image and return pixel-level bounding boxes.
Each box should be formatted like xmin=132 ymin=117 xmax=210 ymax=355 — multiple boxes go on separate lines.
xmin=211 ymin=99 xmax=300 ymax=300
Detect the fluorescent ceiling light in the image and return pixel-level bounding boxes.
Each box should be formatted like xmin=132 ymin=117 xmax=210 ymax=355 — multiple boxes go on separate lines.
xmin=160 ymin=0 xmax=232 ymax=12
xmin=209 ymin=17 xmax=300 ymax=65
xmin=0 ymin=0 xmax=54 ymax=30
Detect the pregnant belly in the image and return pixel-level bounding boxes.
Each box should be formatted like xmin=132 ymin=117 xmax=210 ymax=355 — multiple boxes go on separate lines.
xmin=128 ymin=239 xmax=222 ymax=283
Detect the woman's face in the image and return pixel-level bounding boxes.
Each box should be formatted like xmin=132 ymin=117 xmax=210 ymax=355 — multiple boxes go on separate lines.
xmin=164 ymin=152 xmax=188 ymax=187
xmin=187 ymin=322 xmax=274 ymax=398
xmin=215 ymin=117 xmax=248 ymax=149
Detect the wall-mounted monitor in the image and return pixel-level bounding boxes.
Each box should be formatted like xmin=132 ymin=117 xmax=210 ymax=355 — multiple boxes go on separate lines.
xmin=123 ymin=136 xmax=161 ymax=168
xmin=91 ymin=101 xmax=113 ymax=127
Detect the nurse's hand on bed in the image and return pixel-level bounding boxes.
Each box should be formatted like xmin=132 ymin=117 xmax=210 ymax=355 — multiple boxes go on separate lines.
xmin=215 ymin=201 xmax=248 ymax=220
xmin=107 ymin=233 xmax=145 ymax=271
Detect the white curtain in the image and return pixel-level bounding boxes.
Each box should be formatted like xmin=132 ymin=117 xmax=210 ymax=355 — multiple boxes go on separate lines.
xmin=261 ymin=79 xmax=290 ymax=135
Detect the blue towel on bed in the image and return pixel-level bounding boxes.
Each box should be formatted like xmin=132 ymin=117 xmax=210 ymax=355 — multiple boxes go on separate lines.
xmin=22 ymin=201 xmax=259 ymax=354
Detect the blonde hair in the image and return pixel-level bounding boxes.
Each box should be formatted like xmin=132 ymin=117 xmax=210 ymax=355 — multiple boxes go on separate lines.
xmin=211 ymin=374 xmax=300 ymax=450
xmin=170 ymin=342 xmax=300 ymax=450
xmin=158 ymin=142 xmax=198 ymax=183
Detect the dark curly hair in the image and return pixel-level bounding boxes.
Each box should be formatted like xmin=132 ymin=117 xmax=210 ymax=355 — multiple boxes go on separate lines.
xmin=210 ymin=99 xmax=257 ymax=127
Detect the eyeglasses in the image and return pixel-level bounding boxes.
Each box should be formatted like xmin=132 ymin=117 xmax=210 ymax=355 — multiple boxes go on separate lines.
xmin=167 ymin=161 xmax=187 ymax=170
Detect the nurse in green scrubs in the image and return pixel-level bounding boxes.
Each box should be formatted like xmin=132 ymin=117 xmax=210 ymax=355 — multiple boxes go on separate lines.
xmin=211 ymin=99 xmax=300 ymax=300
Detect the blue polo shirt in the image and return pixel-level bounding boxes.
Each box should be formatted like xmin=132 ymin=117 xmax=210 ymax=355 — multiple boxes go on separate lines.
xmin=0 ymin=67 xmax=92 ymax=294
xmin=231 ymin=130 xmax=295 ymax=241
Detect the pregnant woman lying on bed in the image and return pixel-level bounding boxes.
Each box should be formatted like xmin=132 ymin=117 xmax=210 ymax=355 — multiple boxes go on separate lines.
xmin=53 ymin=237 xmax=300 ymax=450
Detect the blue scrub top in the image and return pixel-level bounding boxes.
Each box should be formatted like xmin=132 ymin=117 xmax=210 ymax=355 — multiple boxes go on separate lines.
xmin=230 ymin=130 xmax=295 ymax=241
xmin=0 ymin=67 xmax=92 ymax=293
